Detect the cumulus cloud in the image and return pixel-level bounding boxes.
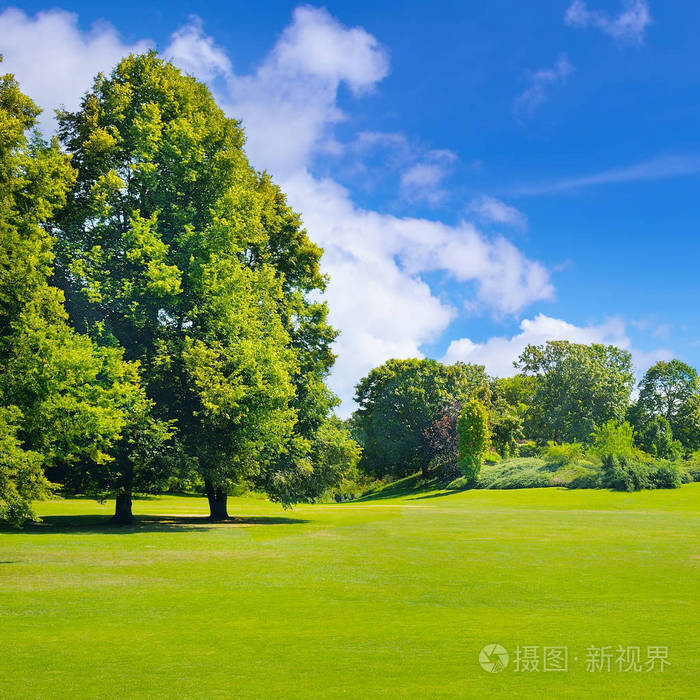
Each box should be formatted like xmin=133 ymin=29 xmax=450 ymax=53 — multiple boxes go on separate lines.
xmin=468 ymin=195 xmax=527 ymax=228
xmin=165 ymin=6 xmax=389 ymax=178
xmin=399 ymin=149 xmax=457 ymax=204
xmin=165 ymin=17 xmax=232 ymax=82
xmin=442 ymin=313 xmax=671 ymax=378
xmin=160 ymin=9 xmax=554 ymax=408
xmin=514 ymin=54 xmax=573 ymax=119
xmin=565 ymin=0 xmax=652 ymax=46
xmin=0 ymin=6 xmax=555 ymax=413
xmin=0 ymin=8 xmax=152 ymax=132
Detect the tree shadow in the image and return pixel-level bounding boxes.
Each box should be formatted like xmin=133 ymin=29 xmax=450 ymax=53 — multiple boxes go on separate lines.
xmin=408 ymin=487 xmax=469 ymax=500
xmin=2 ymin=513 xmax=309 ymax=535
xmin=356 ymin=472 xmax=467 ymax=502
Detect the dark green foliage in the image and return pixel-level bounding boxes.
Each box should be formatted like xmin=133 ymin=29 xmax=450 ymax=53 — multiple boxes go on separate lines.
xmin=599 ymin=455 xmax=651 ymax=491
xmin=489 ymin=399 xmax=524 ymax=459
xmin=354 ymin=359 xmax=489 ymax=478
xmin=638 ymin=416 xmax=682 ymax=459
xmin=599 ymin=455 xmax=681 ymax=491
xmin=635 ymin=360 xmax=700 ymax=451
xmin=651 ymin=462 xmax=683 ymax=489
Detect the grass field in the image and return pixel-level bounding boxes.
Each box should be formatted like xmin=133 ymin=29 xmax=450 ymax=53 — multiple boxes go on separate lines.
xmin=1 ymin=485 xmax=698 ymax=699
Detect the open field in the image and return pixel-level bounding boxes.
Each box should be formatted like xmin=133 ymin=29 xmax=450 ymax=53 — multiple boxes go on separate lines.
xmin=1 ymin=486 xmax=698 ymax=699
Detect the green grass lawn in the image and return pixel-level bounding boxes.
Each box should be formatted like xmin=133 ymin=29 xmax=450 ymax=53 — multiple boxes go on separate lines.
xmin=1 ymin=485 xmax=698 ymax=699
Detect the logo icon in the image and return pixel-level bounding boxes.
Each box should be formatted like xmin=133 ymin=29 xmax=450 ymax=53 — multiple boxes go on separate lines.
xmin=479 ymin=644 xmax=509 ymax=673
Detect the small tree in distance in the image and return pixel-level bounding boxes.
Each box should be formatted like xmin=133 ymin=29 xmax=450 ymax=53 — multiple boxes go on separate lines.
xmin=457 ymin=400 xmax=490 ymax=485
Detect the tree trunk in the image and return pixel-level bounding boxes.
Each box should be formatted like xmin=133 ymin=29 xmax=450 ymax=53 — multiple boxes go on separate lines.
xmin=205 ymin=480 xmax=229 ymax=521
xmin=113 ymin=491 xmax=134 ymax=524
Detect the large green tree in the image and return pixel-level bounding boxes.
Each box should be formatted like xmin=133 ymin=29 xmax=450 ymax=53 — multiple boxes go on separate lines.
xmin=0 ymin=64 xmax=152 ymax=524
xmin=52 ymin=53 xmax=336 ymax=519
xmin=516 ymin=341 xmax=634 ymax=444
xmin=354 ymin=359 xmax=489 ymax=478
xmin=635 ymin=360 xmax=700 ymax=451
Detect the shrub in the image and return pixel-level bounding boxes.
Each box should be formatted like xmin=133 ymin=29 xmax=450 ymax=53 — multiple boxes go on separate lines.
xmin=550 ymin=462 xmax=600 ymax=489
xmin=650 ymin=462 xmax=682 ymax=489
xmin=590 ymin=420 xmax=637 ymax=459
xmin=543 ymin=441 xmax=585 ymax=465
xmin=599 ymin=455 xmax=652 ymax=491
xmin=478 ymin=458 xmax=551 ymax=489
xmin=681 ymin=451 xmax=700 ymax=483
xmin=517 ymin=440 xmax=538 ymax=458
xmin=457 ymin=400 xmax=490 ymax=485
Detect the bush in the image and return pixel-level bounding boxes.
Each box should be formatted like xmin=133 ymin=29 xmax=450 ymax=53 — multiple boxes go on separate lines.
xmin=599 ymin=455 xmax=652 ymax=491
xmin=598 ymin=455 xmax=680 ymax=491
xmin=457 ymin=400 xmax=490 ymax=485
xmin=650 ymin=462 xmax=682 ymax=489
xmin=543 ymin=441 xmax=585 ymax=465
xmin=590 ymin=420 xmax=637 ymax=459
xmin=681 ymin=451 xmax=700 ymax=483
xmin=478 ymin=458 xmax=551 ymax=489
xmin=517 ymin=440 xmax=538 ymax=458
xmin=550 ymin=462 xmax=600 ymax=489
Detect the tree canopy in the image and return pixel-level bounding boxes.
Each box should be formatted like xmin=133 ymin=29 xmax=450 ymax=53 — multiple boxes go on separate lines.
xmin=50 ymin=53 xmax=338 ymax=519
xmin=515 ymin=341 xmax=634 ymax=444
xmin=0 ymin=62 xmax=151 ymax=524
xmin=354 ymin=358 xmax=490 ymax=478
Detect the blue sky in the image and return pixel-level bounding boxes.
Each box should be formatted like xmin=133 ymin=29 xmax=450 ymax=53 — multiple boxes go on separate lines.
xmin=1 ymin=1 xmax=698 ymax=411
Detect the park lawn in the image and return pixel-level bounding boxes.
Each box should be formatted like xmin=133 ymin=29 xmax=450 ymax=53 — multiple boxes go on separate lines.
xmin=0 ymin=486 xmax=698 ymax=699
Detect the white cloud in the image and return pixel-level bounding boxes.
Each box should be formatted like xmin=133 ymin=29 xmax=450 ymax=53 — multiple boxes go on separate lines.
xmin=399 ymin=149 xmax=456 ymax=204
xmin=443 ymin=313 xmax=671 ymax=378
xmin=283 ymin=171 xmax=552 ymax=407
xmin=165 ymin=17 xmax=232 ymax=82
xmin=514 ymin=54 xmax=573 ymax=118
xmin=516 ymin=154 xmax=700 ymax=195
xmin=160 ymin=11 xmax=554 ymax=409
xmin=165 ymin=6 xmax=389 ymax=178
xmin=565 ymin=0 xmax=652 ymax=46
xmin=0 ymin=8 xmax=152 ymax=133
xmin=468 ymin=195 xmax=527 ymax=228
xmin=0 ymin=6 xmax=554 ymax=414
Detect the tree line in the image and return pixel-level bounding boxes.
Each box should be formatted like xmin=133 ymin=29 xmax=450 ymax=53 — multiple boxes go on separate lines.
xmin=349 ymin=345 xmax=700 ymax=487
xmin=0 ymin=53 xmax=361 ymax=526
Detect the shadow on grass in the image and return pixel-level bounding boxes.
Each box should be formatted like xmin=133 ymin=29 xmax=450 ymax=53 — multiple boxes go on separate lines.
xmin=407 ymin=487 xmax=470 ymax=500
xmin=356 ymin=472 xmax=470 ymax=502
xmin=2 ymin=513 xmax=309 ymax=535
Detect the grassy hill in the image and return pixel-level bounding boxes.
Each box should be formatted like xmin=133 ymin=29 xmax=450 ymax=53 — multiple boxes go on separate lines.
xmin=1 ymin=486 xmax=698 ymax=698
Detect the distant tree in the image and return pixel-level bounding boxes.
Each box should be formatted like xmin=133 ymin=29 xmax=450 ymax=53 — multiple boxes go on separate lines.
xmin=0 ymin=408 xmax=45 ymax=526
xmin=638 ymin=416 xmax=682 ymax=459
xmin=489 ymin=399 xmax=524 ymax=459
xmin=516 ymin=341 xmax=634 ymax=444
xmin=492 ymin=374 xmax=538 ymax=439
xmin=636 ymin=360 xmax=700 ymax=451
xmin=457 ymin=400 xmax=490 ymax=485
xmin=354 ymin=359 xmax=489 ymax=478
xmin=267 ymin=416 xmax=362 ymax=503
xmin=423 ymin=399 xmax=462 ymax=479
